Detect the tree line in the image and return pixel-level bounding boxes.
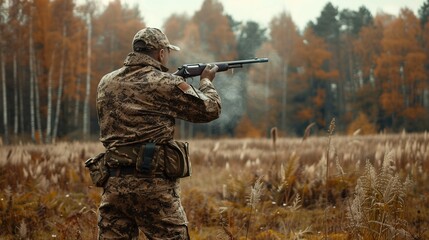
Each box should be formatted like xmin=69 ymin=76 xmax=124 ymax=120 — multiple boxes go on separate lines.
xmin=1 ymin=0 xmax=429 ymax=144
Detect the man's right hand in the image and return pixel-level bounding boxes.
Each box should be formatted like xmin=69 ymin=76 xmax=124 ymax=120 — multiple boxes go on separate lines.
xmin=200 ymin=64 xmax=219 ymax=82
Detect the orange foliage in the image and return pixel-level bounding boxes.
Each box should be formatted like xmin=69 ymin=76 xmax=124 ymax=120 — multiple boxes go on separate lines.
xmin=347 ymin=112 xmax=377 ymax=135
xmin=379 ymin=91 xmax=404 ymax=115
xmin=235 ymin=114 xmax=263 ymax=138
xmin=402 ymin=106 xmax=427 ymax=121
xmin=192 ymin=0 xmax=237 ymax=60
xmin=163 ymin=13 xmax=190 ymax=44
xmin=297 ymin=107 xmax=314 ymax=122
xmin=293 ymin=28 xmax=337 ymax=82
xmin=315 ymin=69 xmax=339 ymax=80
xmin=313 ymin=89 xmax=326 ymax=107
xmin=353 ymin=19 xmax=383 ymax=80
xmin=270 ymin=11 xmax=300 ymax=62
xmin=375 ymin=8 xmax=426 ymax=125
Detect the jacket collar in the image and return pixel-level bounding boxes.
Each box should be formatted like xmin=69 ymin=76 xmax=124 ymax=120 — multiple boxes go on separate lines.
xmin=123 ymin=52 xmax=169 ymax=72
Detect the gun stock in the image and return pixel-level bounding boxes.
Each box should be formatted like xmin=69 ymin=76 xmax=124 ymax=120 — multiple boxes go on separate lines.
xmin=173 ymin=57 xmax=269 ymax=78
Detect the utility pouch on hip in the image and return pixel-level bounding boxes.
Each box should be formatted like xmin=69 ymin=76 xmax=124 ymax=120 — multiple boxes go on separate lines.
xmin=84 ymin=152 xmax=109 ymax=187
xmin=163 ymin=140 xmax=191 ymax=179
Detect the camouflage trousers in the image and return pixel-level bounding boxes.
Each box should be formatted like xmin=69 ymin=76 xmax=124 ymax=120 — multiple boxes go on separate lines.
xmin=98 ymin=175 xmax=189 ymax=240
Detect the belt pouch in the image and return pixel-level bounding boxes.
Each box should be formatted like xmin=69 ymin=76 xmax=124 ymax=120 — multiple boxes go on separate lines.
xmin=163 ymin=141 xmax=191 ymax=179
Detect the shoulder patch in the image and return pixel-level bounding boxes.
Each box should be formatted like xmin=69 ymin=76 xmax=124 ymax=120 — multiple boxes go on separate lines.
xmin=178 ymin=82 xmax=191 ymax=92
xmin=176 ymin=82 xmax=208 ymax=100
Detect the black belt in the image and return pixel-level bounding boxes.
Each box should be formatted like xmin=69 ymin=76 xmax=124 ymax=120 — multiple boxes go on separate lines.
xmin=109 ymin=166 xmax=164 ymax=178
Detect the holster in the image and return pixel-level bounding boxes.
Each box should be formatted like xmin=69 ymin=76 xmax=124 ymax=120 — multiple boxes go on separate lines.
xmin=84 ymin=152 xmax=109 ymax=187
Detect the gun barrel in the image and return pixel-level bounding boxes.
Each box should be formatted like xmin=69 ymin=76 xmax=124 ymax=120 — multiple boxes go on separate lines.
xmin=214 ymin=57 xmax=269 ymax=66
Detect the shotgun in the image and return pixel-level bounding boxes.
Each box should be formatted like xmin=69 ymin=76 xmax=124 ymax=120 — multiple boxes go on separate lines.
xmin=173 ymin=57 xmax=269 ymax=78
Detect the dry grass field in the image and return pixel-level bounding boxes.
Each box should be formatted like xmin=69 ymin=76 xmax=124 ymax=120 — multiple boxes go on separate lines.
xmin=0 ymin=131 xmax=428 ymax=239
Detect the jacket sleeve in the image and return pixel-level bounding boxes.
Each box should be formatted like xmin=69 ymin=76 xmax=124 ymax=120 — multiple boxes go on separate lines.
xmin=161 ymin=75 xmax=221 ymax=123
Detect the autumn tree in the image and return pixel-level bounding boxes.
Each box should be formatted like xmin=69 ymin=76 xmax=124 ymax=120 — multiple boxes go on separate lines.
xmin=71 ymin=1 xmax=97 ymax=139
xmin=3 ymin=0 xmax=36 ymax=141
xmin=93 ymin=0 xmax=145 ymax=74
xmin=192 ymin=0 xmax=236 ymax=60
xmin=339 ymin=6 xmax=373 ymax=124
xmin=0 ymin=0 xmax=148 ymax=143
xmin=310 ymin=2 xmax=341 ymax=129
xmin=90 ymin=0 xmax=145 ymax=135
xmin=268 ymin=11 xmax=300 ymax=133
xmin=352 ymin=14 xmax=394 ymax=130
xmin=46 ymin=0 xmax=80 ymax=142
xmin=288 ymin=27 xmax=338 ymax=133
xmin=375 ymin=9 xmax=428 ymax=130
xmin=28 ymin=0 xmax=52 ymax=143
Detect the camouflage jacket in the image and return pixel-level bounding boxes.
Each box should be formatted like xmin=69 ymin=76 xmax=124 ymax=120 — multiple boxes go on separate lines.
xmin=97 ymin=52 xmax=221 ymax=148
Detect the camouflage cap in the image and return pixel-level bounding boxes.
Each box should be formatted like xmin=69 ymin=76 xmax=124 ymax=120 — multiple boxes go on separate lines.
xmin=132 ymin=27 xmax=180 ymax=52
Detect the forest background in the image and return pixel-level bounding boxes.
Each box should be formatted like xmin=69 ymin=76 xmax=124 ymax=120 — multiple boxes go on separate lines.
xmin=1 ymin=0 xmax=429 ymax=145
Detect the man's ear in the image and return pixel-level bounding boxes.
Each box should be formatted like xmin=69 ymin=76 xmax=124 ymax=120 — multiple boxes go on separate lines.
xmin=158 ymin=48 xmax=165 ymax=62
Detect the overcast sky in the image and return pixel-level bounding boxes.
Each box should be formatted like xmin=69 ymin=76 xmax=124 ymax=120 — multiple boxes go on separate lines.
xmin=94 ymin=0 xmax=424 ymax=31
